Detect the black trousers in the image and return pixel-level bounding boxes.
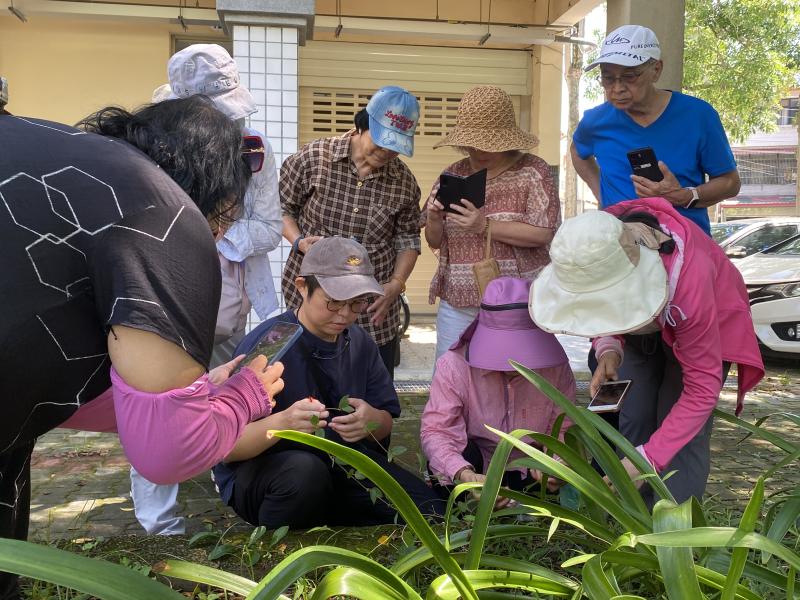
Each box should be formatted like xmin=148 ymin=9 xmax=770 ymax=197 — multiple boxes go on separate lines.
xmin=229 ymin=445 xmax=445 ymax=529
xmin=0 ymin=441 xmax=35 ymax=600
xmin=377 ymin=336 xmax=397 ymax=381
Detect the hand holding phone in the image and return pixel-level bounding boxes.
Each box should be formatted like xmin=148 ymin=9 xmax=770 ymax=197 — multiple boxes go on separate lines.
xmin=587 ymin=379 xmax=632 ymax=413
xmin=627 ymin=147 xmax=664 ymax=182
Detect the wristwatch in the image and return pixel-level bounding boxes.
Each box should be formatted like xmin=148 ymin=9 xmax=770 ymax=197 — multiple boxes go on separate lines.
xmin=291 ymin=235 xmax=305 ymax=254
xmin=684 ymin=187 xmax=700 ymax=209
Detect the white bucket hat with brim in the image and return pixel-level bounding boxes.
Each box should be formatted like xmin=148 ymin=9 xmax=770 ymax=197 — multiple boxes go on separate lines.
xmin=168 ymin=44 xmax=257 ymax=121
xmin=530 ymin=210 xmax=668 ymax=338
xmin=434 ymin=85 xmax=538 ymax=152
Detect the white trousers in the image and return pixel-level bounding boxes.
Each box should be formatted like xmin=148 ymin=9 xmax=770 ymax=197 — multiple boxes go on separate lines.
xmin=434 ymin=300 xmax=479 ymax=363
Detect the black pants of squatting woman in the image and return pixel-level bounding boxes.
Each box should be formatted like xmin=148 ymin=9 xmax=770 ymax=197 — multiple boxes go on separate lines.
xmin=0 ymin=440 xmax=36 ymax=599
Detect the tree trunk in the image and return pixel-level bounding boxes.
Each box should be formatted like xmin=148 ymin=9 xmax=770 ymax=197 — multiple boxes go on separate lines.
xmin=796 ymin=103 xmax=799 ymax=217
xmin=564 ymin=23 xmax=584 ymax=218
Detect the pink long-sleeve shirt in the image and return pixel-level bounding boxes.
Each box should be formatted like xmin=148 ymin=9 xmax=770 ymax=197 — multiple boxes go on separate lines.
xmin=601 ymin=198 xmax=764 ymax=471
xmin=421 ymin=347 xmax=577 ymax=484
xmin=58 ymin=367 xmax=272 ymax=484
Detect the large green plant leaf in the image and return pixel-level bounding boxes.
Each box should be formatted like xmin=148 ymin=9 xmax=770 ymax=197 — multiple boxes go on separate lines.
xmin=651 ymin=500 xmax=704 ymax=600
xmin=605 ymin=550 xmax=763 ymax=600
xmin=705 ymin=550 xmax=800 ymax=599
xmin=510 ymin=361 xmax=665 ymax=518
xmin=713 ymin=409 xmax=798 ymax=454
xmin=636 ymin=527 xmax=800 ymax=571
xmin=427 ymin=569 xmax=575 ymax=599
xmin=489 ymin=427 xmax=647 ymax=535
xmin=268 ymin=430 xmax=478 ymax=600
xmin=0 ymin=539 xmax=184 ymax=600
xmin=721 ymin=477 xmax=765 ymax=600
xmin=247 ymin=545 xmax=420 ymax=600
xmin=157 ymin=560 xmax=259 ymax=597
xmin=763 ymin=486 xmax=800 ymax=563
xmin=311 ymin=566 xmax=422 ymax=600
xmin=581 ymin=555 xmax=621 ymax=599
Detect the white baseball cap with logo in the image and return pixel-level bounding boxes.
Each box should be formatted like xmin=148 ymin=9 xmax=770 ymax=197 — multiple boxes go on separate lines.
xmin=585 ymin=25 xmax=661 ymax=71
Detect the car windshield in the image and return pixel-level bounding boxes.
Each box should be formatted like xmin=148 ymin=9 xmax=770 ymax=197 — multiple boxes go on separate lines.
xmin=711 ymin=222 xmax=749 ymax=243
xmin=767 ymin=235 xmax=800 ymax=256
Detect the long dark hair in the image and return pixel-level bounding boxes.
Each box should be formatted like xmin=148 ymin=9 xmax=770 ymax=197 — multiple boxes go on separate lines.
xmin=77 ymin=96 xmax=250 ymax=225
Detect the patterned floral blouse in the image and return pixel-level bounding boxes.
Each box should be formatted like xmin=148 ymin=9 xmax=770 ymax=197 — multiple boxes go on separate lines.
xmin=426 ymin=153 xmax=561 ymax=307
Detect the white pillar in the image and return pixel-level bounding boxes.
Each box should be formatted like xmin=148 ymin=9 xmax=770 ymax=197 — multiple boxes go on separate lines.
xmin=233 ymin=23 xmax=300 ymax=314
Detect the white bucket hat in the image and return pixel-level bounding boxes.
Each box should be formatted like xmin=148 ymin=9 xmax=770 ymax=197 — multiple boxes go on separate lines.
xmin=168 ymin=44 xmax=257 ymax=121
xmin=530 ymin=210 xmax=668 ymax=338
xmin=585 ymin=25 xmax=661 ymax=71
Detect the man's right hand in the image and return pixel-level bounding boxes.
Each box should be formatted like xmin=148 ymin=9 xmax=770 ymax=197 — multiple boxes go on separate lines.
xmin=276 ymin=397 xmax=329 ymax=433
xmin=590 ymin=352 xmax=621 ymax=398
xmin=298 ymin=235 xmax=323 ymax=255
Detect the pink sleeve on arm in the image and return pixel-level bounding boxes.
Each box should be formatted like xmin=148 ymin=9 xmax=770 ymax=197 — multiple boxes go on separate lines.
xmin=112 ymin=367 xmax=272 ymax=484
xmin=592 ymin=336 xmax=624 ymax=361
xmin=420 ymin=353 xmax=473 ymax=484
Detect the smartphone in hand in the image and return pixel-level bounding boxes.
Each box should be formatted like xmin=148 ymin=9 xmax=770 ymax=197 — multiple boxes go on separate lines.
xmin=627 ymin=147 xmax=664 ymax=182
xmin=587 ymin=380 xmax=633 ymax=413
xmin=437 ymin=168 xmax=487 ymax=213
xmin=238 ymin=321 xmax=303 ymax=370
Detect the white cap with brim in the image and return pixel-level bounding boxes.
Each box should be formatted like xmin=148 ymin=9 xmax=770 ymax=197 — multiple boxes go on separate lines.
xmin=168 ymin=44 xmax=257 ymax=121
xmin=585 ymin=24 xmax=661 ymax=72
xmin=529 ymin=210 xmax=669 ymax=338
xmin=365 ymin=86 xmax=419 ymax=157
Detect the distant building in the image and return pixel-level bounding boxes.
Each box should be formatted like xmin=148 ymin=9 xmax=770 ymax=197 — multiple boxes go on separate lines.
xmin=719 ymin=90 xmax=798 ymax=221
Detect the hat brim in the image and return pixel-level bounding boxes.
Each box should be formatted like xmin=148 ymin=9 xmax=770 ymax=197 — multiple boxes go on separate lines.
xmin=433 ymin=126 xmax=539 ymax=152
xmin=466 ymin=322 xmax=568 ymax=371
xmin=209 ymin=85 xmax=258 ymax=121
xmin=529 ymin=245 xmax=668 ymax=337
xmin=316 ymin=274 xmax=385 ymax=302
xmin=584 ymin=53 xmax=650 ymax=72
xmin=368 ymin=114 xmax=414 ymax=157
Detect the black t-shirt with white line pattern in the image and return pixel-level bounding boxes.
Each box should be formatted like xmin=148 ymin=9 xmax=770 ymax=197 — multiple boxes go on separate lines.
xmin=0 ymin=115 xmax=220 ymax=451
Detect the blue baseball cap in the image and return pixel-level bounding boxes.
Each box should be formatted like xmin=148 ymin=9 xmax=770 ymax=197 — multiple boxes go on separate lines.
xmin=365 ymin=86 xmax=419 ymax=157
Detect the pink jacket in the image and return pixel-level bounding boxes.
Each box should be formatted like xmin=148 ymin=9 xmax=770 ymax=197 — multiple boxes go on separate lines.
xmin=421 ymin=346 xmax=576 ymax=484
xmin=602 ymin=198 xmax=764 ymax=471
xmin=59 ymin=367 xmax=273 ymax=484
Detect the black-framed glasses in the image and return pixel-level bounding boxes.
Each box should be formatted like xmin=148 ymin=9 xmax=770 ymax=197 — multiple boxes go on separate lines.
xmin=598 ymin=66 xmax=650 ymax=88
xmin=325 ymin=296 xmax=374 ymax=314
xmin=242 ymin=135 xmax=265 ymax=173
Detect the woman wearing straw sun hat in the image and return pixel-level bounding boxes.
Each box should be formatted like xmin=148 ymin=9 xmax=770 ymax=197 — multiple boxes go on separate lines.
xmin=530 ymin=197 xmax=764 ymax=504
xmin=424 ymin=85 xmax=561 ymax=361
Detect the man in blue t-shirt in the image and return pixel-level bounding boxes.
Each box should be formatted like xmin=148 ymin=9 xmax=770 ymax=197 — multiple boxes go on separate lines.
xmin=213 ymin=237 xmax=443 ymax=528
xmin=571 ymin=25 xmax=740 ymax=234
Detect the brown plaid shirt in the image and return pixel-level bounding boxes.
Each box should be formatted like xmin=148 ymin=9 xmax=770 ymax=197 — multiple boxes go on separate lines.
xmin=280 ymin=131 xmax=421 ymax=346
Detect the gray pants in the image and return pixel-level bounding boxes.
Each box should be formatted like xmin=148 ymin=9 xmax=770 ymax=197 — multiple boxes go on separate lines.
xmin=617 ymin=333 xmax=730 ymax=505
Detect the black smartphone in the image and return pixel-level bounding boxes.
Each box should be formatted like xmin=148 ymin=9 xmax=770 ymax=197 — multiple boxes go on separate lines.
xmin=238 ymin=321 xmax=303 ymax=370
xmin=627 ymin=147 xmax=664 ymax=182
xmin=437 ymin=168 xmax=487 ymax=213
xmin=587 ymin=380 xmax=633 ymax=413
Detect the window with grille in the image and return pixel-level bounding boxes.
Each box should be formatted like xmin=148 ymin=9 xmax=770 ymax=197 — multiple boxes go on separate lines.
xmin=734 ymin=151 xmax=797 ymax=186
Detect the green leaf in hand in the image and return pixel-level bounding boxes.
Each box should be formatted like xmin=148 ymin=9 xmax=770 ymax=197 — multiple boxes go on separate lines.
xmin=339 ymin=395 xmax=354 ymax=413
xmin=365 ymin=421 xmax=379 ymax=433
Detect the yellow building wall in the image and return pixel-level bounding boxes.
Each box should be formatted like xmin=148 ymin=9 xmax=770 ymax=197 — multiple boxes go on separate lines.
xmin=0 ymin=15 xmax=213 ymax=125
xmin=530 ymin=45 xmax=564 ymax=166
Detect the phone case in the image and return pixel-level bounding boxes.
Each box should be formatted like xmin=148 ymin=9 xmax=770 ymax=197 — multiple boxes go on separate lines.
xmin=627 ymin=147 xmax=664 ymax=182
xmin=437 ymin=169 xmax=487 ymax=212
xmin=241 ymin=322 xmax=304 ymax=368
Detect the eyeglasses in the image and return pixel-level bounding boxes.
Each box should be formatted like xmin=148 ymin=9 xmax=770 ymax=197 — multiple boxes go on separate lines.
xmin=242 ymin=135 xmax=265 ymax=173
xmin=325 ymin=296 xmax=374 ymax=314
xmin=598 ymin=66 xmax=651 ymax=88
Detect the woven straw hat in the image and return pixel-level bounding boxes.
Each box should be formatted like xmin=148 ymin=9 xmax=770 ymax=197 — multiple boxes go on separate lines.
xmin=434 ymin=85 xmax=538 ymax=152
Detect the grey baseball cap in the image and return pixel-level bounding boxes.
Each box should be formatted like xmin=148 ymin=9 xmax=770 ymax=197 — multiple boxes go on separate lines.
xmin=299 ymin=237 xmax=385 ymax=301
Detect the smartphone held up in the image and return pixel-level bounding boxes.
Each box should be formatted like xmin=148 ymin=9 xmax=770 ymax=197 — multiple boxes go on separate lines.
xmin=238 ymin=321 xmax=303 ymax=372
xmin=627 ymin=147 xmax=664 ymax=182
xmin=587 ymin=379 xmax=633 ymax=413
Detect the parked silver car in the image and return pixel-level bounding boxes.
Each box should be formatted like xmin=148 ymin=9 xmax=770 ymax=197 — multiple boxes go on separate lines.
xmin=711 ymin=217 xmax=800 ymax=261
xmin=736 ymin=233 xmax=800 ymax=358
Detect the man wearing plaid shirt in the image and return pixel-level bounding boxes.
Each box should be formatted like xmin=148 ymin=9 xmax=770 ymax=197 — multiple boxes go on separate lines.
xmin=281 ymin=86 xmax=422 ymax=378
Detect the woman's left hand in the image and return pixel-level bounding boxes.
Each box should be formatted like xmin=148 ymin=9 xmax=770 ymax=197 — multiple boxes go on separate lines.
xmin=448 ymin=200 xmax=486 ymax=234
xmin=208 ymin=354 xmax=246 ymax=385
xmin=603 ymin=457 xmax=646 ymax=491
